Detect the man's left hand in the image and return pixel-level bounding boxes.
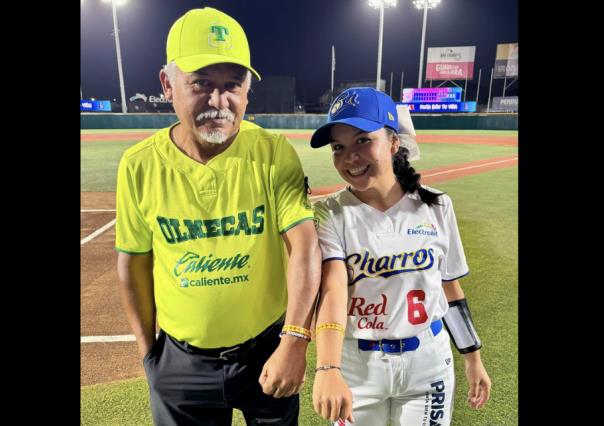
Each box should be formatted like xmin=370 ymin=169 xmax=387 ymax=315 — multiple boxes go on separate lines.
xmin=259 ymin=336 xmax=308 ymax=398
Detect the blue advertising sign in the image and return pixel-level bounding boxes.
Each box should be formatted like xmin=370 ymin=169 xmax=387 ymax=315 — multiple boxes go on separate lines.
xmin=401 ymin=101 xmax=476 ymax=113
xmin=80 ymin=100 xmax=112 ymax=112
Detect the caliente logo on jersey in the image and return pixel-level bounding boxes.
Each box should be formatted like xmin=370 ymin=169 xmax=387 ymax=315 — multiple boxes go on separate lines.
xmin=179 ymin=275 xmax=249 ymax=288
xmin=345 ymin=248 xmax=436 ymax=285
xmin=174 ymin=251 xmax=250 ymax=288
xmin=173 ymin=251 xmax=250 ymax=276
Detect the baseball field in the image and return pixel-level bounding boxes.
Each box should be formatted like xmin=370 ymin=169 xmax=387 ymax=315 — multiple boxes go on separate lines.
xmin=81 ymin=128 xmax=518 ymax=425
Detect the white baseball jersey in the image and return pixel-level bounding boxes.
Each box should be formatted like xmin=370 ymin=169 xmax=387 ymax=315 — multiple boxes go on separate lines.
xmin=314 ymin=187 xmax=469 ymax=341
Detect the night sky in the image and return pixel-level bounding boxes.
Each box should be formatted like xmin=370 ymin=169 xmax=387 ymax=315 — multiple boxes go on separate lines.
xmin=80 ymin=0 xmax=518 ymax=104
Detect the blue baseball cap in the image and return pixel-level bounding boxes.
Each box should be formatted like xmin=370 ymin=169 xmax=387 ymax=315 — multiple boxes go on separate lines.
xmin=310 ymin=87 xmax=399 ymax=148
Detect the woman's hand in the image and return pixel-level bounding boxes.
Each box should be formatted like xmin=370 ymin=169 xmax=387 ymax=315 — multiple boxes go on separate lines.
xmin=312 ymin=368 xmax=355 ymax=423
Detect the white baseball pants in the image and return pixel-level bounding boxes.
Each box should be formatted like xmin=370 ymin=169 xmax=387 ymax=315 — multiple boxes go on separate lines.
xmin=336 ymin=326 xmax=455 ymax=426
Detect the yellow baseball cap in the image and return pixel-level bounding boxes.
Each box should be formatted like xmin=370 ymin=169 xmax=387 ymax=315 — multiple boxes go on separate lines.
xmin=166 ymin=7 xmax=261 ymax=80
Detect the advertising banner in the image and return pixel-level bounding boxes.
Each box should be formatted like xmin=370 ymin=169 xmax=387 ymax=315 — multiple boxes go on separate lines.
xmin=491 ymin=96 xmax=518 ymax=112
xmin=425 ymin=46 xmax=476 ymax=80
xmin=494 ymin=43 xmax=518 ymax=78
xmin=80 ymin=100 xmax=112 ymax=112
xmin=401 ymin=101 xmax=477 ymax=113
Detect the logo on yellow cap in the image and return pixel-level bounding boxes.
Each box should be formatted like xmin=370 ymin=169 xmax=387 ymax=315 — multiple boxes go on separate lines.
xmin=208 ymin=24 xmax=232 ymax=48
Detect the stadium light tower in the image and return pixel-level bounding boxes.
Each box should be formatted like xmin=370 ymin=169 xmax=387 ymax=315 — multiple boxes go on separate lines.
xmin=412 ymin=0 xmax=441 ymax=88
xmin=103 ymin=0 xmax=128 ymax=113
xmin=369 ymin=0 xmax=397 ymax=91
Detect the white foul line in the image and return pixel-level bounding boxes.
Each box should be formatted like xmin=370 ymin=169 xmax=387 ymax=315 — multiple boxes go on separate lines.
xmin=81 ymin=334 xmax=136 ymax=343
xmin=81 ymin=334 xmax=162 ymax=343
xmin=422 ymin=157 xmax=517 ymax=178
xmin=81 ymin=219 xmax=116 ymax=245
xmin=81 ymin=209 xmax=116 ymax=212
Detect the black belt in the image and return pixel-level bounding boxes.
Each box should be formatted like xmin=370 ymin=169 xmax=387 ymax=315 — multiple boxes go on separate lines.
xmin=168 ymin=316 xmax=284 ymax=361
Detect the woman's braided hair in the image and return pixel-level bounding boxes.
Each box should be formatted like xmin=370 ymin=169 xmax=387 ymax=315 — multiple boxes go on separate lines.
xmin=385 ymin=127 xmax=442 ymax=206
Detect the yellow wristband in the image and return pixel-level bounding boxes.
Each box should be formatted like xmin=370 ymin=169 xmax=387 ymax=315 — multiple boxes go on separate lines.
xmin=279 ymin=331 xmax=311 ymax=341
xmin=315 ymin=322 xmax=345 ymax=336
xmin=282 ymin=324 xmax=311 ymax=339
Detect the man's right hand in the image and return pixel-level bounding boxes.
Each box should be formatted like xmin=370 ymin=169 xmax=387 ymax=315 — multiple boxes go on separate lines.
xmin=259 ymin=335 xmax=308 ymax=397
xmin=116 ymin=252 xmax=157 ymax=363
xmin=139 ymin=340 xmax=155 ymax=360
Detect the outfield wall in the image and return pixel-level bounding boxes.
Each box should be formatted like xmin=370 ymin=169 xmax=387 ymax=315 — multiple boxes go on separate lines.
xmin=81 ymin=113 xmax=517 ymax=130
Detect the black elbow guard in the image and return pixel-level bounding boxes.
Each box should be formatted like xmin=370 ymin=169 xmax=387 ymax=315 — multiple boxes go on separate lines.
xmin=442 ymin=298 xmax=482 ymax=354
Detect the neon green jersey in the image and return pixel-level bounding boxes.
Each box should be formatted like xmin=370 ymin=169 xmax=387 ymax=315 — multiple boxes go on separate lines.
xmin=115 ymin=121 xmax=314 ymax=348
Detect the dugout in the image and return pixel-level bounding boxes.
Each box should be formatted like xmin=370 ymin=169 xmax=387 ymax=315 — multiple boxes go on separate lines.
xmin=247 ymin=76 xmax=296 ymax=113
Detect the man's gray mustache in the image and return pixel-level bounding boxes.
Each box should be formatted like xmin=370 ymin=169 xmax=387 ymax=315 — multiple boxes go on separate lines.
xmin=196 ymin=109 xmax=235 ymax=122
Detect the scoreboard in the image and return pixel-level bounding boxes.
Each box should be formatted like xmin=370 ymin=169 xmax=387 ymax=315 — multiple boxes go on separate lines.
xmin=400 ymin=87 xmax=475 ymax=113
xmin=402 ymin=87 xmax=462 ymax=103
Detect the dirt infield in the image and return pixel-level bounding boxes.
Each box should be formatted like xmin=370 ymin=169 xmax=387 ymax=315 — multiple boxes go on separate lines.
xmin=82 ymin=192 xmax=116 ymax=210
xmin=81 ymin=132 xmax=155 ymax=141
xmin=81 ymin=212 xmax=140 ymax=385
xmin=81 ymin=342 xmax=144 ymax=386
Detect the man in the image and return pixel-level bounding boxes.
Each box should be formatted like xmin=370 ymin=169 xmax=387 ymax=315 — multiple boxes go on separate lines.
xmin=115 ymin=7 xmax=321 ymax=425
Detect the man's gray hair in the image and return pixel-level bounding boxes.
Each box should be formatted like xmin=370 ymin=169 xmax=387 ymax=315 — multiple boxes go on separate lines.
xmin=162 ymin=61 xmax=252 ymax=91
xmin=163 ymin=61 xmax=179 ymax=84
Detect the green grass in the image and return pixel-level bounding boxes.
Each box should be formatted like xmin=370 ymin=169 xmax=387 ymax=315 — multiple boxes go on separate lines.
xmin=266 ymin=128 xmax=518 ymax=137
xmin=81 ymin=131 xmax=517 ymax=192
xmin=414 ymin=129 xmax=517 ymax=136
xmin=81 ymin=378 xmax=154 ymax=425
xmin=81 ymin=165 xmax=517 ymax=425
xmin=81 ymin=141 xmax=135 ymax=192
xmin=291 ymin=139 xmax=517 ymax=189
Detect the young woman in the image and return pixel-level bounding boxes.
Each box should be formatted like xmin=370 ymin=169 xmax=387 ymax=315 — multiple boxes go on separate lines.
xmin=310 ymin=87 xmax=491 ymax=425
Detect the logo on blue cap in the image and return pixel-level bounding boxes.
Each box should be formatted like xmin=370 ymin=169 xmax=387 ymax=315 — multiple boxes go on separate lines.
xmin=310 ymin=87 xmax=399 ymax=148
xmin=330 ymin=91 xmax=360 ymax=117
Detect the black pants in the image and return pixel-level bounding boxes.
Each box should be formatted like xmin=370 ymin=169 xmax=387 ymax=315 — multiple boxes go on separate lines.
xmin=143 ymin=323 xmax=299 ymax=426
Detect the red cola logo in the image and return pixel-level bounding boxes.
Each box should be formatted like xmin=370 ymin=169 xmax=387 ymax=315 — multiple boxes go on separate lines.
xmin=348 ymin=294 xmax=388 ymax=330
